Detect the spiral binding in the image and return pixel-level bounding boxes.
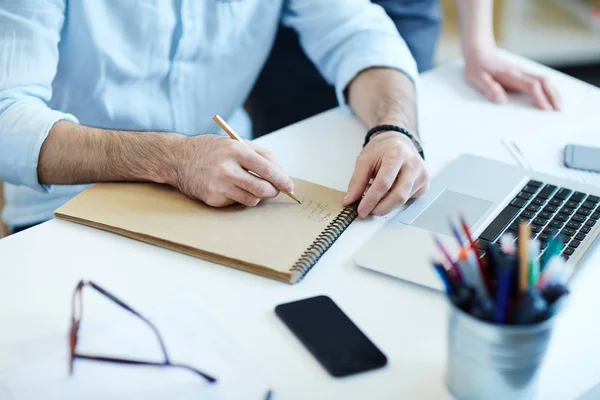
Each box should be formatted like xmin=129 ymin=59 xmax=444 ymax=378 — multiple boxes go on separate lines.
xmin=289 ymin=202 xmax=359 ymax=283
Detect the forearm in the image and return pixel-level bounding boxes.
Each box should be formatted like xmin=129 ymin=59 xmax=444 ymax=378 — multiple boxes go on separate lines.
xmin=455 ymin=0 xmax=495 ymax=53
xmin=347 ymin=67 xmax=417 ymax=134
xmin=38 ymin=121 xmax=181 ymax=186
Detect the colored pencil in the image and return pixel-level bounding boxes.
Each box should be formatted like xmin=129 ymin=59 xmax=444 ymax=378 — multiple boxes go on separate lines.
xmin=518 ymin=223 xmax=531 ymax=293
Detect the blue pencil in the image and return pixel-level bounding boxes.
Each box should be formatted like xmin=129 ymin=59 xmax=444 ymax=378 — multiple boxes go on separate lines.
xmin=449 ymin=220 xmax=464 ymax=247
xmin=495 ymin=266 xmax=512 ymax=324
xmin=434 ymin=264 xmax=453 ymax=295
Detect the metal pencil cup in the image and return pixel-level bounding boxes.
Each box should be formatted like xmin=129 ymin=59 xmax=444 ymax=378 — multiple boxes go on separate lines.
xmin=446 ymin=304 xmax=556 ymax=400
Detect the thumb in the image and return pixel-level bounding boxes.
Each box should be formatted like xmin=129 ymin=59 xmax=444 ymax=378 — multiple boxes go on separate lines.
xmin=472 ymin=72 xmax=508 ymax=104
xmin=344 ymin=157 xmax=372 ymax=206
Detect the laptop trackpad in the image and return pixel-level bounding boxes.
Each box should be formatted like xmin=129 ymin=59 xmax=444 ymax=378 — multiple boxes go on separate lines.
xmin=412 ymin=190 xmax=492 ymax=237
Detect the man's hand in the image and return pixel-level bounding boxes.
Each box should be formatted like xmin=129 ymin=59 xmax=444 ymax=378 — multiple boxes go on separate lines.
xmin=173 ymin=135 xmax=293 ymax=207
xmin=465 ymin=47 xmax=562 ymax=111
xmin=344 ymin=132 xmax=429 ymax=219
xmin=39 ymin=122 xmax=293 ymax=208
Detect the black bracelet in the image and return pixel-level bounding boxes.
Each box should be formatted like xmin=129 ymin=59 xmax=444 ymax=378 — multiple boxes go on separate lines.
xmin=363 ymin=124 xmax=425 ymax=160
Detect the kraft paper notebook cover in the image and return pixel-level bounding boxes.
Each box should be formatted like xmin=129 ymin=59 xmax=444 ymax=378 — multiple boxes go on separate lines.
xmin=55 ymin=178 xmax=358 ymax=284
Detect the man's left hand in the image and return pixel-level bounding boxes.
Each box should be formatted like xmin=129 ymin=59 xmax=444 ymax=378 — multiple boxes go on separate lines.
xmin=343 ymin=131 xmax=430 ymax=219
xmin=465 ymin=47 xmax=562 ymax=111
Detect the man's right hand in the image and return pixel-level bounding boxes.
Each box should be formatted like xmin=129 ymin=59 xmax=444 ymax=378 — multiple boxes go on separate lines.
xmin=39 ymin=123 xmax=293 ymax=208
xmin=172 ymin=135 xmax=294 ymax=207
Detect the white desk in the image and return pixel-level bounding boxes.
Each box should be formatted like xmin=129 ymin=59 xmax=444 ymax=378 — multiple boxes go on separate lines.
xmin=1 ymin=55 xmax=600 ymax=399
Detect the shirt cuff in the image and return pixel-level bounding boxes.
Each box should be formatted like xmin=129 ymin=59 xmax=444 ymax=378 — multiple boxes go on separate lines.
xmin=333 ymin=32 xmax=418 ymax=109
xmin=1 ymin=101 xmax=78 ymax=193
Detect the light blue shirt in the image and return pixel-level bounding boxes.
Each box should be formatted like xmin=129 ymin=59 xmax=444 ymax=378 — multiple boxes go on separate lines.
xmin=0 ymin=0 xmax=417 ymax=228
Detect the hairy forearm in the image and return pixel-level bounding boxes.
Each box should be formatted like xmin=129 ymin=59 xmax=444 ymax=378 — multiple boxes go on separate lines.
xmin=38 ymin=121 xmax=181 ymax=186
xmin=455 ymin=0 xmax=495 ymax=52
xmin=347 ymin=67 xmax=417 ymax=134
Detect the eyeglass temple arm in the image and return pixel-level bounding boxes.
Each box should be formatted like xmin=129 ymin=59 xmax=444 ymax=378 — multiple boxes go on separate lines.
xmin=74 ymin=354 xmax=217 ymax=383
xmin=87 ymin=282 xmax=170 ymax=363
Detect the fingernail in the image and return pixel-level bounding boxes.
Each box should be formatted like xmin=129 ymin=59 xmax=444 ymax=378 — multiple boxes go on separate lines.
xmin=343 ymin=194 xmax=349 ymax=202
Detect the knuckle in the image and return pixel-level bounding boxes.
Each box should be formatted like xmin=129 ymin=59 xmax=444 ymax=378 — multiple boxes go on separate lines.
xmin=507 ymin=67 xmax=521 ymax=77
xmin=372 ymin=208 xmax=385 ymax=217
xmin=386 ymin=148 xmax=405 ymax=161
xmin=215 ymin=184 xmax=228 ymax=197
xmin=216 ymin=164 xmax=234 ymax=180
xmin=222 ymin=140 xmax=239 ymax=155
xmin=394 ymin=191 xmax=409 ymax=204
xmin=528 ymin=80 xmax=542 ymax=92
xmin=253 ymin=184 xmax=270 ymax=198
xmin=376 ymin=177 xmax=394 ymax=193
xmin=263 ymin=150 xmax=276 ymax=160
xmin=421 ymin=169 xmax=431 ymax=184
xmin=243 ymin=195 xmax=260 ymax=207
xmin=357 ymin=152 xmax=372 ymax=164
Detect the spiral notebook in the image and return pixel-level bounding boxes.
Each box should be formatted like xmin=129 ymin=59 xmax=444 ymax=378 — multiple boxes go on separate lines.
xmin=54 ymin=178 xmax=358 ymax=284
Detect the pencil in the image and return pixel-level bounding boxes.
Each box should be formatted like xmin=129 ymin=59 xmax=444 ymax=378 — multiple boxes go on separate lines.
xmin=459 ymin=214 xmax=489 ymax=290
xmin=449 ymin=219 xmax=464 ymax=247
xmin=212 ymin=115 xmax=301 ymax=205
xmin=529 ymin=239 xmax=540 ymax=288
xmin=433 ymin=263 xmax=453 ymax=294
xmin=518 ymin=222 xmax=531 ymax=293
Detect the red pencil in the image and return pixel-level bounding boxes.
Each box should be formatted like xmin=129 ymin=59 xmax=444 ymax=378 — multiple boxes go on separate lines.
xmin=459 ymin=214 xmax=490 ymax=289
xmin=434 ymin=237 xmax=464 ymax=282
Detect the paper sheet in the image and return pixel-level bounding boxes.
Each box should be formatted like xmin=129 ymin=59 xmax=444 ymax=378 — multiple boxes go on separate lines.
xmin=504 ymin=132 xmax=600 ymax=186
xmin=0 ymin=298 xmax=270 ymax=400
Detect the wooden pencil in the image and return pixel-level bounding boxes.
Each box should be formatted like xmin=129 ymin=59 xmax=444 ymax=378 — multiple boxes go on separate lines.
xmin=518 ymin=222 xmax=531 ymax=293
xmin=213 ymin=115 xmax=301 ymax=205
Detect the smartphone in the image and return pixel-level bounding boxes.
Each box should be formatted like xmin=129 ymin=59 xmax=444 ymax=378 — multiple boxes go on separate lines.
xmin=275 ymin=295 xmax=387 ymax=377
xmin=564 ymin=144 xmax=600 ymax=173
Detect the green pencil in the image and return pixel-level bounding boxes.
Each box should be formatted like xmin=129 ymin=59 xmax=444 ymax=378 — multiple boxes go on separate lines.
xmin=529 ymin=239 xmax=540 ymax=287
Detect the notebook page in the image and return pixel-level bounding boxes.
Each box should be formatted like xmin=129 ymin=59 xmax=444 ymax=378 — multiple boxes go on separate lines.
xmin=0 ymin=298 xmax=270 ymax=400
xmin=504 ymin=133 xmax=600 ymax=186
xmin=55 ymin=178 xmax=347 ymax=276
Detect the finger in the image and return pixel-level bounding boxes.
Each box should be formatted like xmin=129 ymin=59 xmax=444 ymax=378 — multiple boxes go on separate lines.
xmin=358 ymin=158 xmax=402 ymax=219
xmin=344 ymin=155 xmax=373 ymax=206
xmin=496 ymin=71 xmax=552 ymax=111
xmin=246 ymin=141 xmax=279 ymax=164
xmin=238 ymin=147 xmax=294 ymax=194
xmin=473 ymin=72 xmax=508 ymax=104
xmin=371 ymin=164 xmax=419 ymax=216
xmin=412 ymin=181 xmax=430 ymax=199
xmin=529 ymin=73 xmax=562 ymax=111
xmin=226 ymin=185 xmax=262 ymax=207
xmin=233 ymin=167 xmax=279 ymax=199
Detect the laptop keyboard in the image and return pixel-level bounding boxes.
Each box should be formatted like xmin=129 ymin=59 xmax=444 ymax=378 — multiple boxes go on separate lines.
xmin=478 ymin=180 xmax=600 ymax=261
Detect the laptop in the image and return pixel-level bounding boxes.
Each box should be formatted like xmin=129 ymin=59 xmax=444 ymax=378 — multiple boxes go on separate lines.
xmin=354 ymin=154 xmax=600 ymax=291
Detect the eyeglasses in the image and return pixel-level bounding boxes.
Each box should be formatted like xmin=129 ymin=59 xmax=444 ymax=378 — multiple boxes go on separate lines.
xmin=69 ymin=280 xmax=217 ymax=383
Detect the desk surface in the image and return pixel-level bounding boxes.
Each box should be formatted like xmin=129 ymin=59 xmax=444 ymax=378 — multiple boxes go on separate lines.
xmin=1 ymin=55 xmax=600 ymax=399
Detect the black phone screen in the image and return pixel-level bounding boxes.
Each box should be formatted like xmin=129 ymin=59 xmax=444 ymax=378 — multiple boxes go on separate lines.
xmin=275 ymin=295 xmax=387 ymax=377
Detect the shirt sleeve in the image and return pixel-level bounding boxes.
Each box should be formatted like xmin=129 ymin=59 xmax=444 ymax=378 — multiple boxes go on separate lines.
xmin=0 ymin=0 xmax=79 ymax=193
xmin=281 ymin=0 xmax=418 ymax=107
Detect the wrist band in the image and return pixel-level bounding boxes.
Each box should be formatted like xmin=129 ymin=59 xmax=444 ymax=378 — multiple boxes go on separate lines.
xmin=363 ymin=124 xmax=425 ymax=160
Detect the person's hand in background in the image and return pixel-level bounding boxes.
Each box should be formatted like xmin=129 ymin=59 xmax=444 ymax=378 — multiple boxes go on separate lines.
xmin=456 ymin=0 xmax=561 ymax=111
xmin=464 ymin=46 xmax=562 ymax=111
